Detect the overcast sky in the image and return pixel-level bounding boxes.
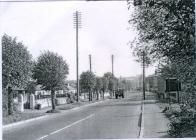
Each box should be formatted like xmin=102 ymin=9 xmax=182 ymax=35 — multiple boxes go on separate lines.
xmin=0 ymin=1 xmax=156 ymax=80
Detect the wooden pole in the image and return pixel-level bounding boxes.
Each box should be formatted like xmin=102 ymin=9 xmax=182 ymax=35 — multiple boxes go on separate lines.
xmin=143 ymin=51 xmax=146 ymax=100
xmin=89 ymin=54 xmax=92 ymax=72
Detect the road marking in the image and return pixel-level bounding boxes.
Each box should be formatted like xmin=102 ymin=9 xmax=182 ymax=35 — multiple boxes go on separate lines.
xmin=37 ymin=135 xmax=49 ymax=140
xmin=36 ymin=114 xmax=94 ymax=140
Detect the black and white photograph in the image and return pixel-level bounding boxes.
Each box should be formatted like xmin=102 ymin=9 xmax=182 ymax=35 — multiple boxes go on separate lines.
xmin=1 ymin=0 xmax=196 ymax=139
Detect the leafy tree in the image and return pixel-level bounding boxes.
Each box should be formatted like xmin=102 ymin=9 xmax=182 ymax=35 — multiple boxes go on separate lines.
xmin=79 ymin=71 xmax=96 ymax=101
xmin=26 ymin=80 xmax=37 ymax=95
xmin=101 ymin=77 xmax=108 ymax=99
xmin=129 ymin=0 xmax=196 ymax=136
xmin=130 ymin=1 xmax=194 ymax=63
xmin=103 ymin=72 xmax=117 ymax=96
xmin=2 ymin=34 xmax=33 ymax=115
xmin=33 ymin=51 xmax=69 ymax=111
xmin=108 ymin=77 xmax=117 ymax=92
xmin=103 ymin=72 xmax=113 ymax=91
xmin=94 ymin=77 xmax=103 ymax=100
xmin=129 ymin=0 xmax=195 ymax=98
xmin=130 ymin=0 xmax=195 ymax=59
xmin=103 ymin=72 xmax=114 ymax=80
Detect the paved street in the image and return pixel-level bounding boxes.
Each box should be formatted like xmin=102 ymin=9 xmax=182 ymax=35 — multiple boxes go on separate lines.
xmin=3 ymin=92 xmax=142 ymax=140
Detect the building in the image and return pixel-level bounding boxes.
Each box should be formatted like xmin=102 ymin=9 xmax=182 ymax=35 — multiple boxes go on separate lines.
xmin=145 ymin=74 xmax=181 ymax=102
xmin=123 ymin=75 xmax=143 ymax=91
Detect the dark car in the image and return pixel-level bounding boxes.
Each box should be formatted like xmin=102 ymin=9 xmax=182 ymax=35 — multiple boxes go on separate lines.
xmin=115 ymin=89 xmax=124 ymax=99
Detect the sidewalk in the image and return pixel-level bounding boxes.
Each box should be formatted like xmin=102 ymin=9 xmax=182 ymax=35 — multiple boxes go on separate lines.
xmin=142 ymin=100 xmax=170 ymax=138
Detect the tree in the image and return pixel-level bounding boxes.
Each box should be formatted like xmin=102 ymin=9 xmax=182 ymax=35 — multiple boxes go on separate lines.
xmin=103 ymin=72 xmax=113 ymax=91
xmin=108 ymin=77 xmax=117 ymax=92
xmin=101 ymin=77 xmax=108 ymax=99
xmin=129 ymin=0 xmax=196 ymax=137
xmin=129 ymin=0 xmax=195 ymax=99
xmin=2 ymin=34 xmax=33 ymax=115
xmin=33 ymin=51 xmax=69 ymax=111
xmin=103 ymin=72 xmax=117 ymax=96
xmin=26 ymin=80 xmax=37 ymax=95
xmin=94 ymin=77 xmax=103 ymax=100
xmin=79 ymin=71 xmax=96 ymax=101
xmin=129 ymin=0 xmax=195 ymax=69
xmin=103 ymin=72 xmax=113 ymax=80
xmin=25 ymin=62 xmax=37 ymax=95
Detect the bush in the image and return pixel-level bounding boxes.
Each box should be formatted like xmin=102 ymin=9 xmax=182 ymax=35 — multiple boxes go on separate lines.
xmin=66 ymin=93 xmax=76 ymax=104
xmin=167 ymin=106 xmax=196 ymax=137
xmin=66 ymin=98 xmax=74 ymax=104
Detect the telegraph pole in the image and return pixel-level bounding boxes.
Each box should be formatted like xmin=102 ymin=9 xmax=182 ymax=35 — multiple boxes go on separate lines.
xmin=73 ymin=11 xmax=82 ymax=102
xmin=142 ymin=51 xmax=146 ymax=100
xmin=111 ymin=54 xmax=114 ymax=97
xmin=111 ymin=54 xmax=114 ymax=77
xmin=89 ymin=54 xmax=92 ymax=72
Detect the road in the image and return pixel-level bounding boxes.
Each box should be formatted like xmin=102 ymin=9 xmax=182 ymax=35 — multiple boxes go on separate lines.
xmin=3 ymin=92 xmax=143 ymax=140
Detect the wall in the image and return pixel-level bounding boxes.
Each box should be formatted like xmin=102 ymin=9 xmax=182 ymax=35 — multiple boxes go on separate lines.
xmin=35 ymin=97 xmax=67 ymax=109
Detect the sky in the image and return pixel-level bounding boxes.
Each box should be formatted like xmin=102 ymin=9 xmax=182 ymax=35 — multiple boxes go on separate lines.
xmin=0 ymin=1 xmax=156 ymax=80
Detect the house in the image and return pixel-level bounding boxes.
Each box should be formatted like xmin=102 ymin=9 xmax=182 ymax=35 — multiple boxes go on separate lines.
xmin=35 ymin=85 xmax=64 ymax=99
xmin=64 ymin=81 xmax=77 ymax=94
xmin=34 ymin=85 xmax=51 ymax=99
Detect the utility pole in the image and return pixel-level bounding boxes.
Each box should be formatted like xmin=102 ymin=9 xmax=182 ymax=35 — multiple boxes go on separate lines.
xmin=142 ymin=51 xmax=146 ymax=100
xmin=111 ymin=54 xmax=114 ymax=77
xmin=89 ymin=54 xmax=92 ymax=72
xmin=88 ymin=54 xmax=92 ymax=101
xmin=111 ymin=54 xmax=114 ymax=97
xmin=73 ymin=11 xmax=82 ymax=102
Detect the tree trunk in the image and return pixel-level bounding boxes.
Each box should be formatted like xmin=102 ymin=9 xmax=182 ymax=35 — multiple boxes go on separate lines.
xmin=89 ymin=89 xmax=91 ymax=102
xmin=51 ymin=90 xmax=56 ymax=110
xmin=103 ymin=90 xmax=105 ymax=99
xmin=96 ymin=90 xmax=99 ymax=100
xmin=8 ymin=86 xmax=13 ymax=115
xmin=91 ymin=91 xmax=93 ymax=101
xmin=90 ymin=90 xmax=92 ymax=101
